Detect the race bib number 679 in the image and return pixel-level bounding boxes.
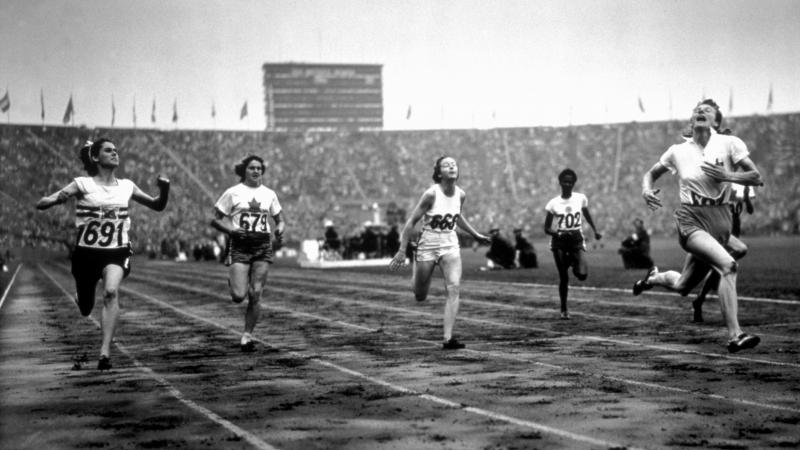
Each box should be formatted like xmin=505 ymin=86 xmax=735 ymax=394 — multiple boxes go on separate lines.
xmin=238 ymin=212 xmax=269 ymax=233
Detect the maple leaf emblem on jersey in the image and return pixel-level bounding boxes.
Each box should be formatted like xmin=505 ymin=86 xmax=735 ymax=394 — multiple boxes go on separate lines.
xmin=248 ymin=198 xmax=261 ymax=212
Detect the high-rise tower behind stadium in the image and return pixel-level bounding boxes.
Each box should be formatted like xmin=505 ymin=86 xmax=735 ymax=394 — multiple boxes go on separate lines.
xmin=262 ymin=63 xmax=383 ymax=132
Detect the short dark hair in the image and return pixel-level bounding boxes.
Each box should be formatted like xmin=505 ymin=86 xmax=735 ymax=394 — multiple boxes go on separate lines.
xmin=558 ymin=168 xmax=577 ymax=183
xmin=234 ymin=155 xmax=266 ymax=182
xmin=79 ymin=138 xmax=113 ymax=176
xmin=432 ymin=155 xmax=457 ymax=183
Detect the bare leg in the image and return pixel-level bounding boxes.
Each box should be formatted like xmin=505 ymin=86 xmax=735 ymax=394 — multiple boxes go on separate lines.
xmin=412 ymin=259 xmax=436 ymax=302
xmin=693 ymin=235 xmax=747 ymax=322
xmin=552 ymin=250 xmax=571 ymax=316
xmin=228 ymin=262 xmax=250 ymax=303
xmin=99 ymin=265 xmax=125 ymax=359
xmin=438 ymin=252 xmax=462 ymax=342
xmin=244 ymin=261 xmax=270 ymax=335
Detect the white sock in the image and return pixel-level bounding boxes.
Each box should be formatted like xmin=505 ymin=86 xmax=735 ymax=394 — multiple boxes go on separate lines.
xmin=241 ymin=333 xmax=252 ymax=345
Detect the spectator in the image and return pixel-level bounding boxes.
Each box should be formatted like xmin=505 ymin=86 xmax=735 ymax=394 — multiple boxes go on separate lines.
xmin=618 ymin=218 xmax=653 ymax=269
xmin=513 ymin=227 xmax=538 ymax=269
xmin=484 ymin=227 xmax=516 ymax=269
xmin=322 ymin=219 xmax=342 ymax=260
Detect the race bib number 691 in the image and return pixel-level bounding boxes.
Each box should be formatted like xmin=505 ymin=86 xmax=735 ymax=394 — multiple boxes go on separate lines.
xmin=78 ymin=219 xmax=126 ymax=248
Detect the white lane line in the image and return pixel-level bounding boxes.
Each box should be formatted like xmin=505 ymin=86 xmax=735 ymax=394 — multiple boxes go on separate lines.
xmin=130 ymin=272 xmax=800 ymax=415
xmin=37 ymin=265 xmax=280 ymax=450
xmin=113 ymin=282 xmax=636 ymax=449
xmin=267 ymin=268 xmax=799 ymax=305
xmin=0 ymin=263 xmax=23 ymax=311
xmin=141 ymin=267 xmax=800 ymax=368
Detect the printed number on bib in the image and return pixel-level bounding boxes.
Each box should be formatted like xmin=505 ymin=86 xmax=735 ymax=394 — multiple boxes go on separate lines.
xmin=239 ymin=212 xmax=269 ymax=232
xmin=79 ymin=220 xmax=125 ymax=248
xmin=557 ymin=212 xmax=582 ymax=230
xmin=429 ymin=213 xmax=460 ymax=231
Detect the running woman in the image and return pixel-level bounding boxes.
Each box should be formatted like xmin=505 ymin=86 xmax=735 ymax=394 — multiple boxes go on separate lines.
xmin=211 ymin=155 xmax=284 ymax=352
xmin=633 ymin=99 xmax=764 ymax=353
xmin=389 ymin=156 xmax=490 ymax=350
xmin=543 ymin=168 xmax=602 ymax=319
xmin=36 ymin=139 xmax=170 ymax=370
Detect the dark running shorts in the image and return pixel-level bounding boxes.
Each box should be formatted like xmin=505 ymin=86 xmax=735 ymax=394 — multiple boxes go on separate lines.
xmin=550 ymin=230 xmax=585 ymax=252
xmin=674 ymin=204 xmax=732 ymax=251
xmin=71 ymin=245 xmax=132 ymax=285
xmin=227 ymin=232 xmax=273 ymax=265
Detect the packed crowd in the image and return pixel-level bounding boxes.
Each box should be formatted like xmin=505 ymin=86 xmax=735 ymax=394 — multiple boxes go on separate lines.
xmin=1 ymin=111 xmax=798 ymax=255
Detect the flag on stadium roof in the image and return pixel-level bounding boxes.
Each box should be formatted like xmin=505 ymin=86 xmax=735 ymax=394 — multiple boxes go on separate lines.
xmin=406 ymin=104 xmax=412 ymax=120
xmin=151 ymin=98 xmax=156 ymax=124
xmin=211 ymin=101 xmax=216 ymax=118
xmin=728 ymin=87 xmax=733 ymax=114
xmin=240 ymin=101 xmax=248 ymax=120
xmin=40 ymin=89 xmax=45 ymax=121
xmin=0 ymin=90 xmax=9 ymax=113
xmin=172 ymin=98 xmax=178 ymax=123
xmin=637 ymin=95 xmax=645 ymax=113
xmin=62 ymin=95 xmax=74 ymax=125
xmin=111 ymin=94 xmax=116 ymax=126
xmin=766 ymin=84 xmax=774 ymax=112
xmin=132 ymin=97 xmax=137 ymax=128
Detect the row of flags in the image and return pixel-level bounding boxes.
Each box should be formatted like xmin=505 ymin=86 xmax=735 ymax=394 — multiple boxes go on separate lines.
xmin=634 ymin=85 xmax=774 ymax=115
xmin=0 ymin=89 xmax=250 ymax=126
xmin=0 ymin=86 xmax=780 ymax=124
xmin=401 ymin=86 xmax=778 ymax=121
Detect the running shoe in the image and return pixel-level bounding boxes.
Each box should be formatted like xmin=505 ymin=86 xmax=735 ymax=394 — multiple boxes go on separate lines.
xmin=442 ymin=338 xmax=465 ymax=350
xmin=560 ymin=311 xmax=570 ymax=320
xmin=632 ymin=266 xmax=658 ymax=296
xmin=240 ymin=341 xmax=256 ymax=353
xmin=727 ymin=333 xmax=760 ymax=353
xmin=97 ymin=356 xmax=112 ymax=371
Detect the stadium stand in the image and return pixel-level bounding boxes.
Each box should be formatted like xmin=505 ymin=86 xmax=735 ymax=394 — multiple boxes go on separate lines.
xmin=1 ymin=112 xmax=798 ymax=256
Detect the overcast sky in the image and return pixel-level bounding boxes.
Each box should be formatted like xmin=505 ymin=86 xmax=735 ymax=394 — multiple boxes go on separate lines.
xmin=1 ymin=0 xmax=798 ymax=130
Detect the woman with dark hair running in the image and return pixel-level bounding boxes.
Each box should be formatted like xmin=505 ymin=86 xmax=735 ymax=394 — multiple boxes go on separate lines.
xmin=389 ymin=156 xmax=490 ymax=350
xmin=543 ymin=168 xmax=602 ymax=319
xmin=36 ymin=139 xmax=170 ymax=370
xmin=633 ymin=99 xmax=763 ymax=353
xmin=211 ymin=155 xmax=285 ymax=352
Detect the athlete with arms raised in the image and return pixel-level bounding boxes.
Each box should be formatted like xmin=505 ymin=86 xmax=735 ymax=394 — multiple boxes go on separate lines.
xmin=37 ymin=138 xmax=170 ymax=370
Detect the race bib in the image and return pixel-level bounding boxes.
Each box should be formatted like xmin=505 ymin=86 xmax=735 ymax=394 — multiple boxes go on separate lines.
xmin=555 ymin=211 xmax=582 ymax=231
xmin=236 ymin=211 xmax=270 ymax=233
xmin=77 ymin=217 xmax=129 ymax=249
xmin=428 ymin=213 xmax=460 ymax=231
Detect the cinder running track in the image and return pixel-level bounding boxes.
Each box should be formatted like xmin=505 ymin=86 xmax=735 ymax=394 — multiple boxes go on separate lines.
xmin=1 ymin=259 xmax=798 ymax=449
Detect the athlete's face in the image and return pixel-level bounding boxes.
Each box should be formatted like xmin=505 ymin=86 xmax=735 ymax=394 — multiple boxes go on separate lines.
xmin=94 ymin=143 xmax=119 ymax=168
xmin=439 ymin=157 xmax=458 ymax=180
xmin=559 ymin=175 xmax=575 ymax=192
xmin=691 ymin=103 xmax=718 ymax=130
xmin=245 ymin=160 xmax=263 ymax=185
